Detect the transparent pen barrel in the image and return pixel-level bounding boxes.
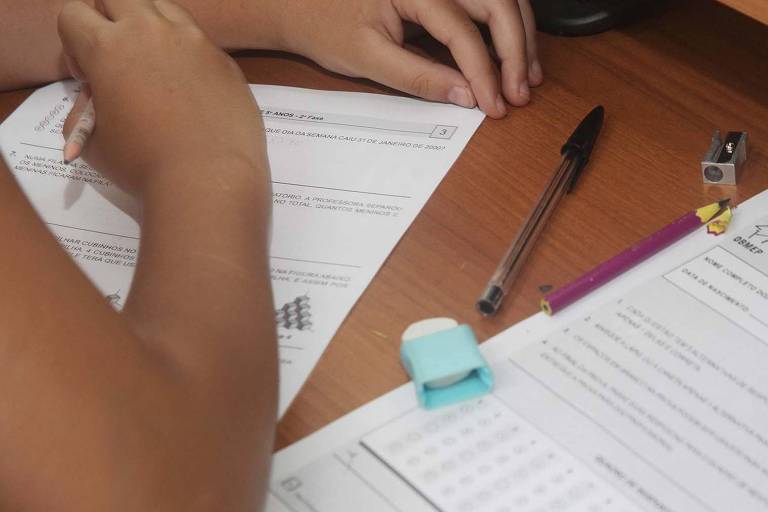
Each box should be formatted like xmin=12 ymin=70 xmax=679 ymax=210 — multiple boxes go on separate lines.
xmin=492 ymin=156 xmax=578 ymax=286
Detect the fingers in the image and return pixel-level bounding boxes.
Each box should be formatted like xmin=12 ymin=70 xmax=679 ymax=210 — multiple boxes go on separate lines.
xmin=99 ymin=0 xmax=159 ymax=20
xmin=58 ymin=0 xmax=191 ymax=79
xmin=58 ymin=1 xmax=109 ymax=76
xmin=63 ymin=53 xmax=87 ymax=82
xmin=359 ymin=31 xmax=479 ymax=110
xmin=457 ymin=0 xmax=531 ymax=107
xmin=481 ymin=0 xmax=530 ymax=106
xmin=153 ymin=0 xmax=197 ymax=25
xmin=394 ymin=0 xmax=506 ymax=118
xmin=518 ymin=0 xmax=542 ymax=86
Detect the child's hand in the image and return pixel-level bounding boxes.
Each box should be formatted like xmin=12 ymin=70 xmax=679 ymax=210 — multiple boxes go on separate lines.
xmin=59 ymin=0 xmax=266 ymax=194
xmin=272 ymin=0 xmax=541 ymax=118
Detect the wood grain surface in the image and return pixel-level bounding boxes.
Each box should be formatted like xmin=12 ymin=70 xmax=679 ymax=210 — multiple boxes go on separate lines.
xmin=717 ymin=0 xmax=768 ymax=25
xmin=0 ymin=0 xmax=766 ymax=451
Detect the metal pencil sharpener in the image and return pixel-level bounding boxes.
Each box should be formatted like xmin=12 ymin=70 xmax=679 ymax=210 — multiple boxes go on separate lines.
xmin=701 ymin=130 xmax=748 ymax=185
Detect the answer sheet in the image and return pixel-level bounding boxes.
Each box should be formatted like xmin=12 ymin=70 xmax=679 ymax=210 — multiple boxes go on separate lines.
xmin=268 ymin=190 xmax=768 ymax=512
xmin=0 ymin=81 xmax=484 ymax=415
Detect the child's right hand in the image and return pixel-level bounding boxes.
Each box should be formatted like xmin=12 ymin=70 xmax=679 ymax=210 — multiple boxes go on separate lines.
xmin=59 ymin=0 xmax=267 ymax=195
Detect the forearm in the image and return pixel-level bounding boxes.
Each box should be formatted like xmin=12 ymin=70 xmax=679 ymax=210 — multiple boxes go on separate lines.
xmin=122 ymin=155 xmax=279 ymax=508
xmin=123 ymin=154 xmax=277 ymax=392
xmin=0 ymin=154 xmax=277 ymax=510
xmin=0 ymin=161 xmax=178 ymax=510
xmin=0 ymin=0 xmax=69 ymax=89
xmin=0 ymin=0 xmax=286 ymax=91
xmin=0 ymin=3 xmax=279 ymax=510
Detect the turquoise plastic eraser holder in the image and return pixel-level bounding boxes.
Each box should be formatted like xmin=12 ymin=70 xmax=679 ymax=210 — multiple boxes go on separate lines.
xmin=400 ymin=324 xmax=493 ymax=409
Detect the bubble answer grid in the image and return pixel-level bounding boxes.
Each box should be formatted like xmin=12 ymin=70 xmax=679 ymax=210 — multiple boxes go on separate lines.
xmin=361 ymin=395 xmax=641 ymax=512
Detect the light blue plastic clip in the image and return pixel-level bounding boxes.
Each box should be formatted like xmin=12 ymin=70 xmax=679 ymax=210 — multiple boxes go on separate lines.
xmin=401 ymin=318 xmax=494 ymax=409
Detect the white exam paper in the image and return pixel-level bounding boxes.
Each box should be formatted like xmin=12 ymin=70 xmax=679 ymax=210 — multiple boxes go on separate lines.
xmin=268 ymin=190 xmax=768 ymax=512
xmin=0 ymin=81 xmax=485 ymax=415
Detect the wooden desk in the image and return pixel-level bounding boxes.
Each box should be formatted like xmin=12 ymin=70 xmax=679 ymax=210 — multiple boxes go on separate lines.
xmin=0 ymin=0 xmax=766 ymax=450
xmin=718 ymin=0 xmax=768 ymax=25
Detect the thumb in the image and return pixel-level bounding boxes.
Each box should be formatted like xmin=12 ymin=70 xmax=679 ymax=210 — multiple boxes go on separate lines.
xmin=63 ymin=53 xmax=87 ymax=83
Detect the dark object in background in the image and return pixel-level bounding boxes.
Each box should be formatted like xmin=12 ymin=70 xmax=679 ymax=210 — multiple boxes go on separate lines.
xmin=530 ymin=0 xmax=651 ymax=36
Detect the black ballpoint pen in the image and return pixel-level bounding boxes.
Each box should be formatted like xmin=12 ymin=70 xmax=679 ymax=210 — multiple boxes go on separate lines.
xmin=476 ymin=105 xmax=605 ymax=316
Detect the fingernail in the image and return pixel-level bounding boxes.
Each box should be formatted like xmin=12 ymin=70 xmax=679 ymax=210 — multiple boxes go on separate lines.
xmin=448 ymin=86 xmax=475 ymax=108
xmin=518 ymin=82 xmax=530 ymax=98
xmin=531 ymin=60 xmax=543 ymax=79
xmin=495 ymin=94 xmax=507 ymax=116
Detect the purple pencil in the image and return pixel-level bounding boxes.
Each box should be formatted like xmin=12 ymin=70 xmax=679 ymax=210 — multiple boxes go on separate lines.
xmin=541 ymin=198 xmax=731 ymax=315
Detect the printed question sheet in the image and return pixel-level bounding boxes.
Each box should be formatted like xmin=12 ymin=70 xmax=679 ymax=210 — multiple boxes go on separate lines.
xmin=0 ymin=81 xmax=485 ymax=415
xmin=267 ymin=191 xmax=768 ymax=512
